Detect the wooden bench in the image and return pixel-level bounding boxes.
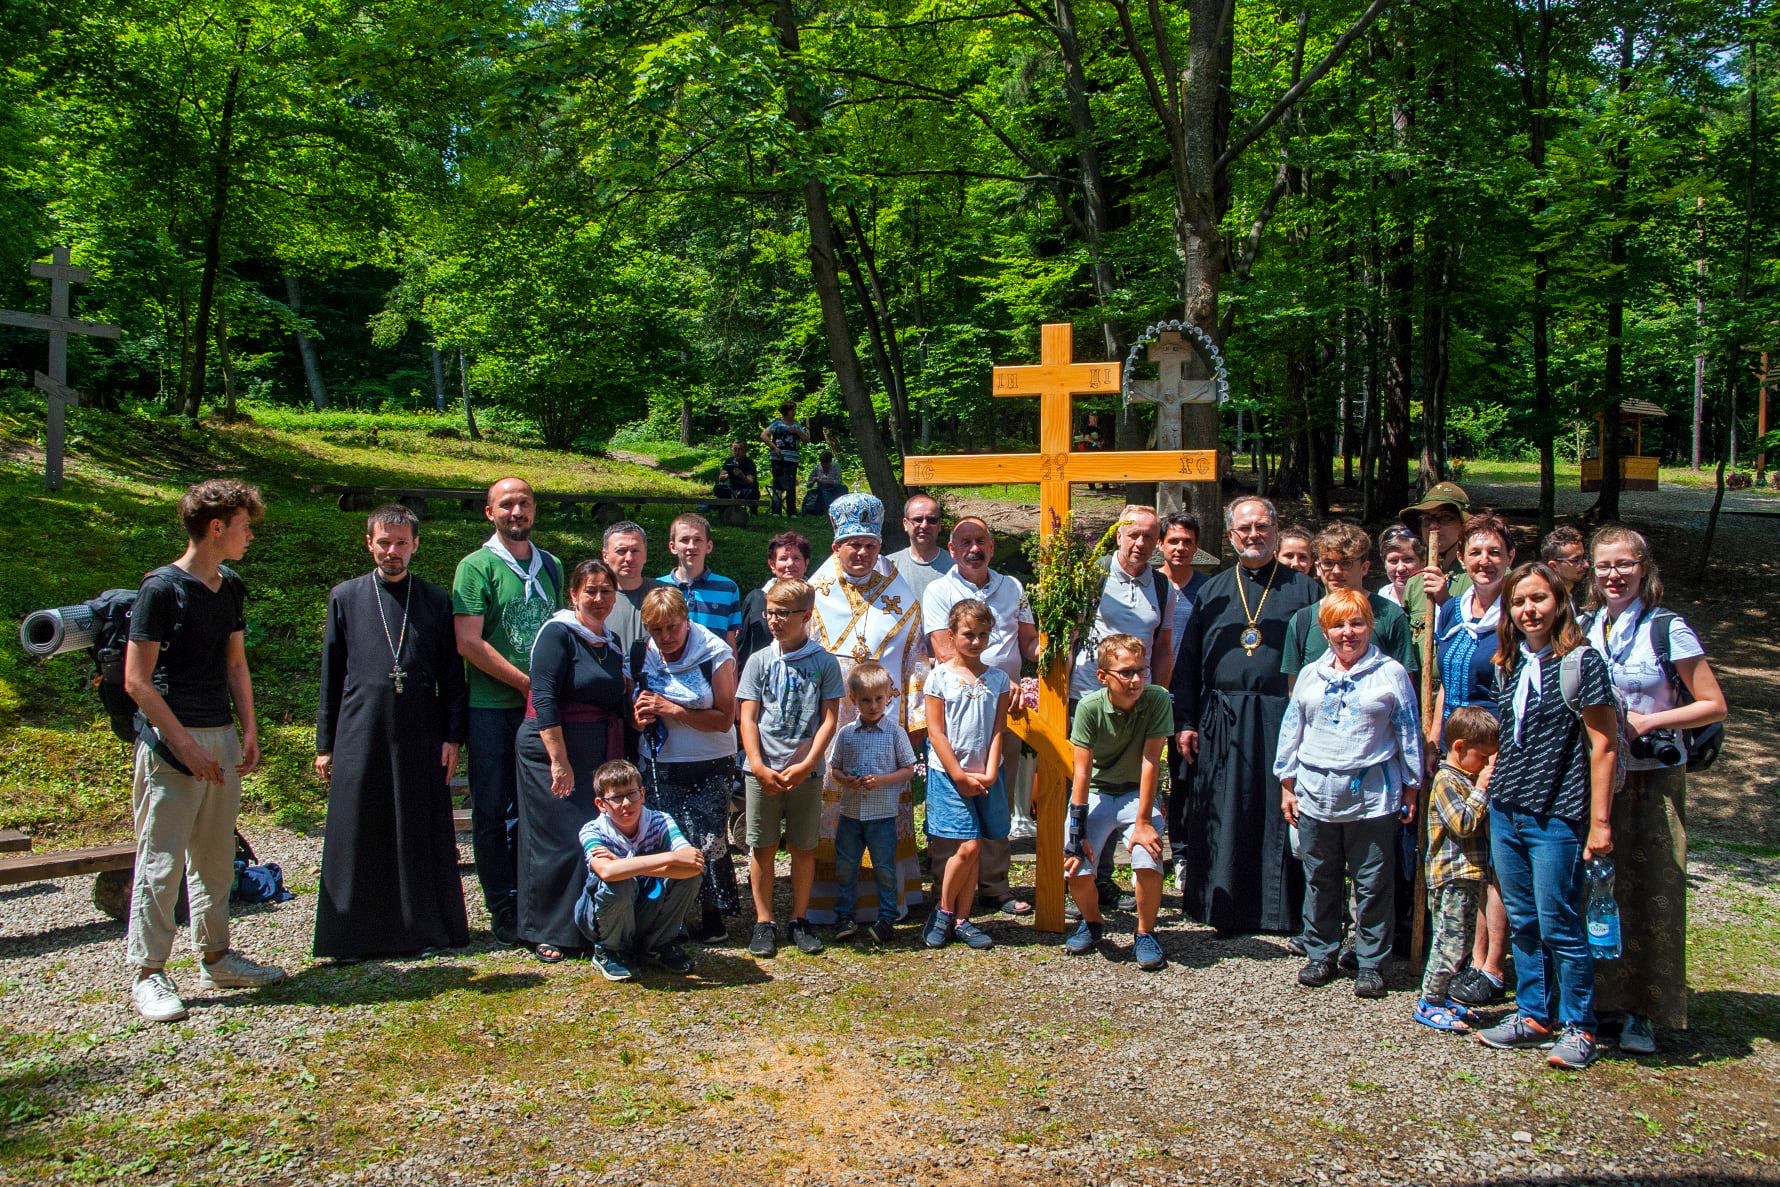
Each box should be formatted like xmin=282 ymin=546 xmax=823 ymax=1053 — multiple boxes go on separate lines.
xmin=311 ymin=484 xmax=757 ymax=528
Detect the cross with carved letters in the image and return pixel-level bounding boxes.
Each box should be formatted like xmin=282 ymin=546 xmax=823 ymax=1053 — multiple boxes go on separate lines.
xmin=0 ymin=246 xmax=121 ymax=490
xmin=904 ymin=323 xmax=1219 ymax=932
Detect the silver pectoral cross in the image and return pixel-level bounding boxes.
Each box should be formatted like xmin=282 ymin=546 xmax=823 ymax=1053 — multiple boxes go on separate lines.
xmin=390 ymin=665 xmax=407 ymax=694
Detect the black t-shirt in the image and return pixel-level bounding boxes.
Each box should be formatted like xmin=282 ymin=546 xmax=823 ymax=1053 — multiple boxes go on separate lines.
xmin=128 ymin=564 xmax=247 ymax=728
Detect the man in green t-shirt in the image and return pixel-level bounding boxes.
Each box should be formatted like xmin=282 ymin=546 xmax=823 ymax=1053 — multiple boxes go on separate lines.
xmin=1282 ymin=521 xmax=1418 ymax=687
xmin=451 ymin=477 xmax=563 ymax=943
xmin=1060 ymin=633 xmax=1174 ymax=972
xmin=1398 ymin=482 xmax=1472 ymax=663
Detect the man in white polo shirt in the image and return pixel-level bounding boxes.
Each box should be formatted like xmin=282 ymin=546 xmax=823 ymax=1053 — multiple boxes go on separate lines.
xmin=923 ymin=517 xmax=1040 ymax=916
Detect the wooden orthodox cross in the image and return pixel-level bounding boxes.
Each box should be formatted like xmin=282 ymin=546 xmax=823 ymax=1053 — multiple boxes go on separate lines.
xmin=1127 ymin=330 xmax=1219 ymax=518
xmin=0 ymin=247 xmax=120 ymax=490
xmin=905 ymin=323 xmax=1219 ymax=932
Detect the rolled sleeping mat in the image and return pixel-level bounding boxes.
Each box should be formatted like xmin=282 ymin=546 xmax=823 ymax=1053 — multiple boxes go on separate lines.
xmin=19 ymin=604 xmax=97 ymax=658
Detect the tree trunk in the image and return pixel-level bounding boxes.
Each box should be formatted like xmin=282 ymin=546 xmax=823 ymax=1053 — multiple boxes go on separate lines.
xmin=431 ymin=346 xmax=446 ymax=412
xmin=1521 ymin=0 xmax=1557 ymax=535
xmin=216 ymin=308 xmax=237 ymax=421
xmin=835 ymin=216 xmax=909 ymax=460
xmin=284 ymin=276 xmax=330 ymax=412
xmin=459 ymin=349 xmax=480 ymax=441
xmin=842 ymin=205 xmax=913 ymax=456
xmin=1377 ymin=24 xmax=1415 ymax=512
xmin=773 ymin=0 xmax=902 ymax=511
xmin=183 ymin=18 xmax=249 ymax=421
xmin=1595 ymin=23 xmax=1635 ymax=523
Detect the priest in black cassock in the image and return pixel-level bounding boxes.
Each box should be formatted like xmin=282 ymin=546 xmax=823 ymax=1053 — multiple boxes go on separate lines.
xmin=1171 ymin=495 xmax=1320 ymax=935
xmin=313 ymin=504 xmax=469 ymax=959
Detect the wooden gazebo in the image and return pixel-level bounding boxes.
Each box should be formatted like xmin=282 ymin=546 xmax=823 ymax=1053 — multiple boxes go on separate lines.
xmin=1581 ymin=398 xmax=1666 ymax=492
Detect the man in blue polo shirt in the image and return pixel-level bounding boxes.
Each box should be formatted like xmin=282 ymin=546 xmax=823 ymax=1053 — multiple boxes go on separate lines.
xmin=660 ymin=512 xmax=742 ymax=651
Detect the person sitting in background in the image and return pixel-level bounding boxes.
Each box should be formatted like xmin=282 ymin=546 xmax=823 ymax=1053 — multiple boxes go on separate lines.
xmin=805 ymin=450 xmax=844 ymax=515
xmin=714 ymin=441 xmax=760 ymax=513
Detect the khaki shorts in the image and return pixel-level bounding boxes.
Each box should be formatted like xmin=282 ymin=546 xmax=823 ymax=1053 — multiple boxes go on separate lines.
xmin=745 ymin=772 xmax=824 ymax=851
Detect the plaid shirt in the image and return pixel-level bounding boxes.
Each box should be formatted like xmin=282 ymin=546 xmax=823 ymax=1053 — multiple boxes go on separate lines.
xmin=1424 ymin=762 xmax=1489 ymax=889
xmin=831 ymin=717 xmax=916 ymax=822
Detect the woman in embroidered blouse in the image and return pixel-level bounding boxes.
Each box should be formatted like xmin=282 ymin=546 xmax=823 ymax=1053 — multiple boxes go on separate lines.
xmin=1584 ymin=526 xmax=1726 ymax=1053
xmin=634 ymin=585 xmax=740 ymax=942
xmin=1474 ymin=562 xmax=1617 ymax=1071
xmin=516 ymin=559 xmax=626 ymax=963
xmin=1275 ymin=588 xmax=1422 ymax=998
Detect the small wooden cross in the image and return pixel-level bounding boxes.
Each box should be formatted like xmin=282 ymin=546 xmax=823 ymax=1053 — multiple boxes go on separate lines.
xmin=0 ymin=246 xmax=121 ymax=490
xmin=905 ymin=323 xmax=1219 ymax=932
xmin=1127 ymin=330 xmax=1219 ymax=517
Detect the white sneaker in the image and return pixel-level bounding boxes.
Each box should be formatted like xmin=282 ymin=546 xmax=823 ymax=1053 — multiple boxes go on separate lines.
xmin=1008 ymin=816 xmax=1038 ymax=841
xmin=197 ymin=950 xmax=286 ymax=990
xmin=131 ymin=972 xmax=189 ymax=1022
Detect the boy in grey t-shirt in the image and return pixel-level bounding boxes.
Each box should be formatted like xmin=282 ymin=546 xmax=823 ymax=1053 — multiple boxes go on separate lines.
xmin=736 ymin=578 xmax=844 ymax=957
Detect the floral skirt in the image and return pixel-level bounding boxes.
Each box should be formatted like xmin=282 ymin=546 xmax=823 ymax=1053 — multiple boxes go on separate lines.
xmin=644 ymin=756 xmax=741 ymax=915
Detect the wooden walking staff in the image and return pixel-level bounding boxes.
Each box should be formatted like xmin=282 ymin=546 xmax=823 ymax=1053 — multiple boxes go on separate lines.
xmin=0 ymin=246 xmax=121 ymax=490
xmin=1409 ymin=525 xmax=1440 ymax=970
xmin=905 ymin=323 xmax=1218 ymax=932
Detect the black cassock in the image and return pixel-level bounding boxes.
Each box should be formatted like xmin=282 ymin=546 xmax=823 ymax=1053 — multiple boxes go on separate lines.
xmin=314 ymin=572 xmax=469 ymax=958
xmin=1171 ymin=558 xmax=1319 ymax=933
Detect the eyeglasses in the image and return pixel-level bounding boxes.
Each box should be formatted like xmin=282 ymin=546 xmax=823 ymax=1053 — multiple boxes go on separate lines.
xmin=599 ymin=788 xmax=643 ymax=805
xmin=1593 ymin=560 xmax=1641 ymax=576
xmin=762 ymin=608 xmax=801 ymax=619
xmin=1549 ymin=555 xmax=1588 ymax=568
xmin=906 ymin=515 xmax=942 ymax=524
xmin=1101 ymin=666 xmax=1147 ymax=682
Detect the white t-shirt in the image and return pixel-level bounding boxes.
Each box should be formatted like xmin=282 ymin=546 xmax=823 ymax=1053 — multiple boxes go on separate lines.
xmin=1585 ymin=600 xmax=1705 ymax=771
xmin=1069 ymin=558 xmax=1166 ymax=700
xmin=924 ymin=664 xmax=1011 ymax=773
xmin=922 ymin=567 xmax=1033 ymax=684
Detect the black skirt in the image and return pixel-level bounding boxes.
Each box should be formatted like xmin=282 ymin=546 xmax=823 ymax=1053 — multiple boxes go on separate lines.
xmin=515 ymin=717 xmax=610 ymax=950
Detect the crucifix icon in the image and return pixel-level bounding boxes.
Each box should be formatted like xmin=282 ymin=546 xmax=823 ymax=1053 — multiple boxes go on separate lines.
xmin=0 ymin=247 xmax=121 ymax=490
xmin=1126 ymin=330 xmax=1220 ymax=517
xmin=389 ymin=665 xmax=407 ymax=695
xmin=905 ymin=323 xmax=1219 ymax=932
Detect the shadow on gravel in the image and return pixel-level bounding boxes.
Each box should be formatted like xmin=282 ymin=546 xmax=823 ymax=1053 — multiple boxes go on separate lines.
xmin=0 ymin=917 xmax=120 ymax=957
xmin=1478 ymin=1179 xmax=1773 ymax=1186
xmin=640 ymin=950 xmax=771 ymax=990
xmin=1632 ymin=989 xmax=1780 ymax=1066
xmin=247 ymin=963 xmax=545 ymax=1008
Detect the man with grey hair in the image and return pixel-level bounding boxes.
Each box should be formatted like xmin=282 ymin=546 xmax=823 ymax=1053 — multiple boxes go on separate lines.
xmin=601 ymin=520 xmax=663 ymax=651
xmin=1170 ymin=494 xmax=1318 ymax=936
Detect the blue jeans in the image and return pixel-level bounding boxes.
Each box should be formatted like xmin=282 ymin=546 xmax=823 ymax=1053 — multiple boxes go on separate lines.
xmin=1490 ymin=804 xmax=1595 ymax=1030
xmin=574 ymin=872 xmax=703 ymax=957
xmin=468 ymin=706 xmax=525 ymax=916
xmin=834 ymin=816 xmax=899 ymax=925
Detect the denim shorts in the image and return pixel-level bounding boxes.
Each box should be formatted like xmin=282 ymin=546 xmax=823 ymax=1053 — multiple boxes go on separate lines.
xmin=923 ymin=763 xmax=1009 ymax=842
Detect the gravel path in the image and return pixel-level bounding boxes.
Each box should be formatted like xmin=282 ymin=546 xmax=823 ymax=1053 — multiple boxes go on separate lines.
xmin=2 ymin=827 xmax=1775 ymax=1185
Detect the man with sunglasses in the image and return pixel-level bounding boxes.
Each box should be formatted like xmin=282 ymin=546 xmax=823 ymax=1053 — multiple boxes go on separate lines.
xmin=885 ymin=494 xmax=954 ymax=606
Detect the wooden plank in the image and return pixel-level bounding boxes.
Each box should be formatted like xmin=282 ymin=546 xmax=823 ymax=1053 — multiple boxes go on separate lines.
xmin=0 ymin=844 xmax=134 ymax=886
xmin=0 ymin=309 xmax=121 ymax=339
xmin=29 ymin=261 xmax=93 ymax=284
xmin=453 ymin=808 xmax=471 ymax=831
xmin=905 ymin=449 xmax=1219 ymax=487
xmin=309 ymin=484 xmax=750 ymax=508
xmin=0 ymin=829 xmax=30 ymax=853
xmin=34 ymin=371 xmax=80 ymax=407
xmin=991 ymin=361 xmax=1120 ymax=397
xmin=905 ymin=454 xmax=1043 ymax=485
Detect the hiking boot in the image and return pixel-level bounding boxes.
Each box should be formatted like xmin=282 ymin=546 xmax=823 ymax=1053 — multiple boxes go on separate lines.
xmin=1286 ymin=934 xmax=1307 ymax=957
xmin=1133 ymin=931 xmax=1166 ymax=971
xmin=197 ymin=950 xmax=285 ymax=990
xmin=954 ymin=920 xmax=994 ymax=950
xmin=922 ymin=912 xmax=954 ymax=949
xmin=1063 ymin=920 xmax=1102 ymax=955
xmin=1547 ymin=1026 xmax=1599 ymax=1070
xmin=1476 ymin=1014 xmax=1554 ymax=1050
xmin=491 ymin=907 xmax=521 ymax=947
xmin=1298 ymin=958 xmax=1338 ymax=988
xmin=651 ymin=943 xmax=695 ymax=975
xmin=1337 ymin=944 xmax=1359 ymax=975
xmin=869 ymin=919 xmax=896 ymax=946
xmin=590 ymin=947 xmax=633 ymax=981
xmin=1618 ymin=1013 xmax=1656 ymax=1055
xmin=748 ymin=922 xmax=778 ymax=958
xmin=834 ymin=919 xmax=859 ymax=943
xmin=789 ymin=918 xmax=824 ymax=955
xmin=1354 ymin=967 xmax=1387 ymax=999
xmin=131 ymin=972 xmax=188 ymax=1023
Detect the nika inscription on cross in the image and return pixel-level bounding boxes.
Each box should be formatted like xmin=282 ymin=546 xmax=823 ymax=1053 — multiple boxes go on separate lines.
xmin=904 ymin=323 xmax=1219 ymax=932
xmin=1127 ymin=330 xmax=1219 ymax=517
xmin=0 ymin=247 xmax=120 ymax=489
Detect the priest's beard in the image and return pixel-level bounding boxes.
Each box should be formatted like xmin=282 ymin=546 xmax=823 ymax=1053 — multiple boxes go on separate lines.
xmin=376 ymin=560 xmax=409 ymax=581
xmin=1236 ymin=544 xmax=1274 ymax=566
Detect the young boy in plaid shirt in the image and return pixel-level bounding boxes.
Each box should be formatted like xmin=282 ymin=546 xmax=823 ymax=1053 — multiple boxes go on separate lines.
xmin=1415 ymin=706 xmax=1499 ymax=1032
xmin=828 ymin=662 xmax=917 ymax=944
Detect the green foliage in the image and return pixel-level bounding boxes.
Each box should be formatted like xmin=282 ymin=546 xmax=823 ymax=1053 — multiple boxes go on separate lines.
xmin=1022 ymin=515 xmax=1123 ymax=677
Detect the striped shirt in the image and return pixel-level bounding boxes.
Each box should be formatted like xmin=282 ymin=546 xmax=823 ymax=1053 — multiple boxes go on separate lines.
xmin=1424 ymin=763 xmax=1489 ymax=889
xmin=831 ymin=717 xmax=917 ymax=821
xmin=660 ymin=568 xmax=743 ymax=641
xmin=580 ymin=807 xmax=691 ymax=861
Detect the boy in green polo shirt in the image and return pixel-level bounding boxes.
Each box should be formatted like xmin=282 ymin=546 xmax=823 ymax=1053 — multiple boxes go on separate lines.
xmin=1061 ymin=633 xmax=1174 ymax=971
xmin=1281 ymin=520 xmax=1417 ymax=688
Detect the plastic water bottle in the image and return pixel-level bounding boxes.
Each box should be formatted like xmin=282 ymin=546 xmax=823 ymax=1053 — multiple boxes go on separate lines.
xmin=1585 ymin=857 xmax=1621 ymax=960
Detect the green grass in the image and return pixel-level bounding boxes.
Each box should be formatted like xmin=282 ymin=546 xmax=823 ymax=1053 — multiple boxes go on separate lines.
xmin=0 ymin=393 xmax=832 ymax=841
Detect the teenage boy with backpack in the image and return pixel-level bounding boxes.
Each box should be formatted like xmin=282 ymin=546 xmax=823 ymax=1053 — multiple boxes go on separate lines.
xmin=123 ymin=480 xmax=286 ymax=1022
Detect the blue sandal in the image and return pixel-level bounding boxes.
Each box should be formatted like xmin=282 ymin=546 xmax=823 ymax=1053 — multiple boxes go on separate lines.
xmin=1414 ymin=999 xmax=1472 ymax=1032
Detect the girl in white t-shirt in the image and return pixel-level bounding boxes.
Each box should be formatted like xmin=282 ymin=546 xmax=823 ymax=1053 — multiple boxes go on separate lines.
xmin=1583 ymin=526 xmax=1727 ymax=1054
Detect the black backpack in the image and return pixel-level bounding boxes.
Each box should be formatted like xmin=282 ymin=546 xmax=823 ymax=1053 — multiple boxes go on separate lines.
xmin=88 ymin=566 xmax=239 ymax=745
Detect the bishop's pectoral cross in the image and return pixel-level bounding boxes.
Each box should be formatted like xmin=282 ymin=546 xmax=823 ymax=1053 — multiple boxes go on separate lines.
xmin=905 ymin=323 xmax=1219 ymax=933
xmin=0 ymin=247 xmax=121 ymax=490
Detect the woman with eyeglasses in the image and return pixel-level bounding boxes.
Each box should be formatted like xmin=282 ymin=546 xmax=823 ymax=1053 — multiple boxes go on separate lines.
xmin=1430 ymin=513 xmax=1516 ymax=1008
xmin=1275 ymin=588 xmax=1422 ymax=999
xmin=515 ymin=559 xmax=628 ymax=963
xmin=1582 ymin=526 xmax=1727 ymax=1054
